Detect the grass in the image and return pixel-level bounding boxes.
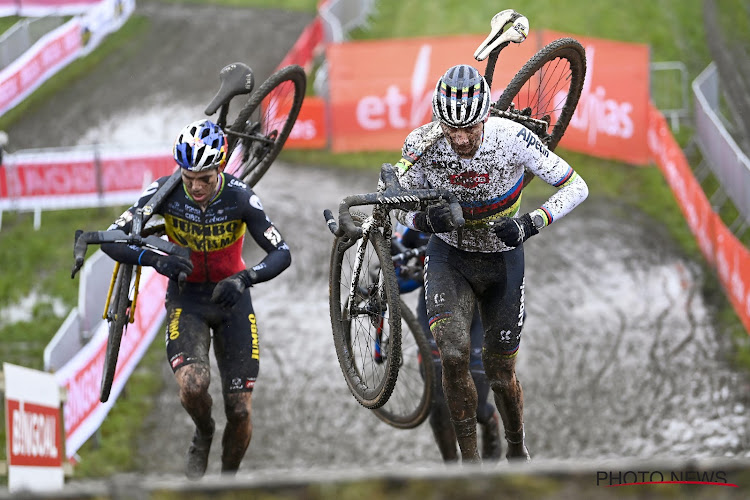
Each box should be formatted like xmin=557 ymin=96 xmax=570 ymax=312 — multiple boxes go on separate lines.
xmin=1 ymin=0 xmax=748 ymax=480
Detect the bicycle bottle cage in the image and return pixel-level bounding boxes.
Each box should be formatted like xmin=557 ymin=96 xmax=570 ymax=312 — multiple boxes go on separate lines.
xmin=474 ymin=9 xmax=529 ymax=61
xmin=204 ymin=62 xmax=255 ymax=115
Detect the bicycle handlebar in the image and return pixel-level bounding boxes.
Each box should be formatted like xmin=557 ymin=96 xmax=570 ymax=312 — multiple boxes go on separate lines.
xmin=71 ymin=229 xmax=190 ymax=278
xmin=323 ymin=163 xmax=465 ymax=240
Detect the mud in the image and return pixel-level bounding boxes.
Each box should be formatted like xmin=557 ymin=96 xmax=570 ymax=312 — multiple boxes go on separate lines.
xmin=8 ymin=0 xmax=749 ymax=484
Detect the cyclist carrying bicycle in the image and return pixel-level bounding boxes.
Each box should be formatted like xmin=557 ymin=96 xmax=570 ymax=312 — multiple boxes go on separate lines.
xmin=395 ymin=64 xmax=588 ymax=463
xmin=393 ymin=224 xmax=502 ymax=461
xmin=101 ymin=119 xmax=291 ymax=479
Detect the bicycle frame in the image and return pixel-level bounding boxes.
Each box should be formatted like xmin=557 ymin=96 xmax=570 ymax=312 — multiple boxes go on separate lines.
xmin=344 ymin=192 xmax=394 ymax=323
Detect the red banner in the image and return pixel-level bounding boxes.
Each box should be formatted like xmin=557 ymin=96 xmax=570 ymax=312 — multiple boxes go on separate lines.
xmin=648 ymin=103 xmax=750 ymax=334
xmin=325 ymin=31 xmax=651 ymax=165
xmin=6 ymin=400 xmax=62 ymax=467
xmin=285 ymin=96 xmax=327 ymax=149
xmin=327 ymin=33 xmax=538 ymax=153
xmin=1 ymin=152 xmax=174 ymax=199
xmin=545 ymin=31 xmax=651 ymax=165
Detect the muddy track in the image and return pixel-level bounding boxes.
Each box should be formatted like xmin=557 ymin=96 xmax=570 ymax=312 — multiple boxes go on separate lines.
xmin=8 ymin=1 xmax=749 ymax=483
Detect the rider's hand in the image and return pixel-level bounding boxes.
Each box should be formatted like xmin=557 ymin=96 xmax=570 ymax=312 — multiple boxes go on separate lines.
xmin=414 ymin=201 xmax=457 ymax=233
xmin=493 ymin=213 xmax=539 ymax=247
xmin=145 ymin=253 xmax=194 ymax=281
xmin=211 ymin=269 xmax=257 ymax=308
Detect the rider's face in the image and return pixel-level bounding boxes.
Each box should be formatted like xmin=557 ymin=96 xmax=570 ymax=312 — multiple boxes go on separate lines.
xmin=181 ymin=166 xmax=223 ymax=207
xmin=440 ymin=120 xmax=485 ymax=159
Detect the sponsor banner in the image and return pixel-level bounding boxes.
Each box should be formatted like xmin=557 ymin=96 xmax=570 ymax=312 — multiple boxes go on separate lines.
xmin=715 ymin=219 xmax=750 ymax=335
xmin=0 ymin=148 xmax=175 ymax=210
xmin=544 ymin=31 xmax=651 ymax=165
xmin=0 ymin=0 xmax=135 ymax=117
xmin=326 ymin=31 xmax=651 ymax=165
xmin=3 ymin=362 xmax=64 ymax=492
xmin=327 ymin=32 xmax=539 ymax=153
xmin=0 ymin=0 xmax=103 ymax=17
xmin=78 ymin=0 xmax=134 ymax=57
xmin=53 ymin=268 xmax=167 ymax=457
xmin=648 ymin=103 xmax=750 ymax=334
xmin=285 ymin=96 xmax=327 ymax=149
xmin=0 ymin=19 xmax=81 ymax=117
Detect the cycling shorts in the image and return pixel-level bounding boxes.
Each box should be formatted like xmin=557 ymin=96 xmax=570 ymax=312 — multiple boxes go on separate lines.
xmin=164 ymin=280 xmax=260 ymax=393
xmin=424 ymin=235 xmax=526 ymax=359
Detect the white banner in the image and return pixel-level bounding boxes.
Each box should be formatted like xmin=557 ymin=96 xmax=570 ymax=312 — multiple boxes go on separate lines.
xmin=3 ymin=363 xmax=64 ymax=493
xmin=0 ymin=19 xmax=81 ymax=117
xmin=0 ymin=0 xmax=135 ymax=117
xmin=53 ymin=267 xmax=167 ymax=457
xmin=0 ymin=0 xmax=106 ymax=17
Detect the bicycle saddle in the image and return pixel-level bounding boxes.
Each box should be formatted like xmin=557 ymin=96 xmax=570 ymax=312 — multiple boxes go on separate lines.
xmin=474 ymin=9 xmax=529 ymax=61
xmin=204 ymin=62 xmax=255 ymax=115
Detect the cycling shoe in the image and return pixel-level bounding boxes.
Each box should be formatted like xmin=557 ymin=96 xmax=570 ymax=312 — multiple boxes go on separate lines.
xmin=186 ymin=418 xmax=215 ymax=479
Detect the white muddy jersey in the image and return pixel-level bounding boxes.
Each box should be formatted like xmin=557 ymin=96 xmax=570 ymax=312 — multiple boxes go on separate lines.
xmin=395 ymin=117 xmax=589 ymax=253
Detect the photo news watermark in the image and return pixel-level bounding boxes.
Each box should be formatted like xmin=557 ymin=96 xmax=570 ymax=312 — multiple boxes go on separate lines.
xmin=596 ymin=469 xmax=739 ymax=487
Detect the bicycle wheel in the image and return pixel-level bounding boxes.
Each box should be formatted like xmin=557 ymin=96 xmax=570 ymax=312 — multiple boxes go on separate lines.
xmin=494 ymin=37 xmax=586 ymax=152
xmin=227 ymin=64 xmax=306 ymax=187
xmin=371 ymin=300 xmax=434 ymax=428
xmin=100 ymin=263 xmax=133 ymax=403
xmin=329 ymin=213 xmax=402 ymax=409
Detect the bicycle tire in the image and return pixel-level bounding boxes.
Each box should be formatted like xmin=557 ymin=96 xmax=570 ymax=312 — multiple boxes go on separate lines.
xmin=100 ymin=263 xmax=132 ymax=403
xmin=371 ymin=300 xmax=434 ymax=428
xmin=329 ymin=213 xmax=402 ymax=409
xmin=494 ymin=37 xmax=586 ymax=153
xmin=227 ymin=65 xmax=306 ymax=187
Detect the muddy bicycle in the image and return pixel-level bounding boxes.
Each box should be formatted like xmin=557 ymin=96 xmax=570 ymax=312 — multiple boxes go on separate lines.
xmin=324 ymin=163 xmax=464 ymax=410
xmin=71 ymin=62 xmax=306 ymax=403
xmin=323 ymin=9 xmax=585 ymax=414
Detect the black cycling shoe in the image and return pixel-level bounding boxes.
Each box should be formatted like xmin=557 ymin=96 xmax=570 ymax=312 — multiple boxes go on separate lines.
xmin=480 ymin=412 xmax=503 ymax=461
xmin=185 ymin=418 xmax=215 ymax=480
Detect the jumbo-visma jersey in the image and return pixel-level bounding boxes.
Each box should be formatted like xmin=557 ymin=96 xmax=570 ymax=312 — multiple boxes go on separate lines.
xmin=114 ymin=173 xmax=289 ymax=283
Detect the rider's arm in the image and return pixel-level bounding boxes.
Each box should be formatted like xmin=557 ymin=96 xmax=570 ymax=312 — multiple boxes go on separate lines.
xmin=100 ymin=179 xmax=163 ymax=265
xmin=395 ymin=123 xmax=444 ymax=231
xmin=516 ymin=128 xmax=589 ymax=229
xmin=241 ymin=190 xmax=291 ymax=285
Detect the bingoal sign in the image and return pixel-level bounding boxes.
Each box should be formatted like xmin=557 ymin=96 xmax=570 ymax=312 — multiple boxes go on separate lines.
xmin=3 ymin=362 xmax=64 ymax=493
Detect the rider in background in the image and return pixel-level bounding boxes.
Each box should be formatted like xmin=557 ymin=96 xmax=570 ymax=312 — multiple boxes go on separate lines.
xmin=101 ymin=119 xmax=291 ymax=479
xmin=393 ymin=224 xmax=502 ymax=462
xmin=395 ymin=64 xmax=588 ymax=463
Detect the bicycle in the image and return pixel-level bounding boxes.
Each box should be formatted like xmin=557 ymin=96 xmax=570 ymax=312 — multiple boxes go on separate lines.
xmin=475 ymin=9 xmax=586 ymax=184
xmin=71 ymin=62 xmax=306 ymax=403
xmin=370 ymin=241 xmax=433 ymax=428
xmin=324 ymin=163 xmax=464 ymax=410
xmin=323 ymin=9 xmax=585 ymax=414
xmin=205 ymin=62 xmax=306 ymax=187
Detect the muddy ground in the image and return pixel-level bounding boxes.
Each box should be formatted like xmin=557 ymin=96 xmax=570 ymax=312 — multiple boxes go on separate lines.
xmin=7 ymin=0 xmax=750 ymax=485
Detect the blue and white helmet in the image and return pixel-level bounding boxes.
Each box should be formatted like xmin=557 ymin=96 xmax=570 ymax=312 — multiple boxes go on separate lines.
xmin=173 ymin=119 xmax=228 ymax=171
xmin=432 ymin=64 xmax=492 ymax=128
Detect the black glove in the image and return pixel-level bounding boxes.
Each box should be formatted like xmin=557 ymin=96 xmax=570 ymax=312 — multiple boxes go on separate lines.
xmin=493 ymin=213 xmax=539 ymax=247
xmin=413 ymin=201 xmax=457 ymax=233
xmin=211 ymin=269 xmax=257 ymax=308
xmin=142 ymin=253 xmax=193 ymax=281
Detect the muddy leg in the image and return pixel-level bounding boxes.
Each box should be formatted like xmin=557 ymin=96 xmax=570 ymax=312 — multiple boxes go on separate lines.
xmin=221 ymin=392 xmax=253 ymax=474
xmin=484 ymin=355 xmax=530 ymax=461
xmin=176 ymin=363 xmax=215 ymax=479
